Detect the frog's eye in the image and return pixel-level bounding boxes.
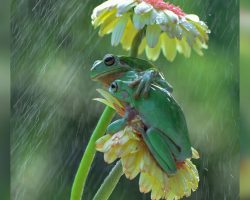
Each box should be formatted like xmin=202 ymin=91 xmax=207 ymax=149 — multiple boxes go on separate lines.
xmin=104 ymin=54 xmax=115 ymax=66
xmin=110 ymin=82 xmax=118 ymax=93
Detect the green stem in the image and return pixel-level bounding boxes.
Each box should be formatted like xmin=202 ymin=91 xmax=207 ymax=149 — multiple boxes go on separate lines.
xmin=70 ymin=106 xmax=115 ymax=200
xmin=130 ymin=28 xmax=145 ymax=57
xmin=93 ymin=161 xmax=123 ymax=200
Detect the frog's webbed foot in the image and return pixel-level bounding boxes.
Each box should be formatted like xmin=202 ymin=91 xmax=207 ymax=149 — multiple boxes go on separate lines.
xmin=129 ymin=70 xmax=154 ymax=99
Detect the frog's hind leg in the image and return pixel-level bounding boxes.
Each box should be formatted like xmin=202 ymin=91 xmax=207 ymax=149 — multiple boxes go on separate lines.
xmin=141 ymin=127 xmax=177 ymax=175
xmin=160 ymin=132 xmax=192 ymax=162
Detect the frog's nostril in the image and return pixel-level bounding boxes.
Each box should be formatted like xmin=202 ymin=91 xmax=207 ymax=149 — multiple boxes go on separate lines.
xmin=91 ymin=60 xmax=101 ymax=71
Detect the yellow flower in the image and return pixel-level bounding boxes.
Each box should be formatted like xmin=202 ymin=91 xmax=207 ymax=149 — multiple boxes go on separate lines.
xmin=96 ymin=127 xmax=200 ymax=200
xmin=91 ymin=0 xmax=210 ymax=61
xmin=94 ymin=89 xmax=200 ymax=200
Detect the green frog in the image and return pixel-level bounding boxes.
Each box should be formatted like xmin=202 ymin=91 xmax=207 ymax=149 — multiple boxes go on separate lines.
xmin=107 ymin=79 xmax=192 ymax=175
xmin=91 ymin=54 xmax=173 ymax=98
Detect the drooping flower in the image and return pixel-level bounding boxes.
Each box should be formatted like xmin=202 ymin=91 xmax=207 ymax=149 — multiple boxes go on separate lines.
xmin=94 ymin=89 xmax=200 ymax=200
xmin=96 ymin=127 xmax=200 ymax=200
xmin=91 ymin=0 xmax=210 ymax=61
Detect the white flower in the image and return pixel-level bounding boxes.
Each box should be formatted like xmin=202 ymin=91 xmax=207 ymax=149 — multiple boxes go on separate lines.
xmin=91 ymin=0 xmax=210 ymax=61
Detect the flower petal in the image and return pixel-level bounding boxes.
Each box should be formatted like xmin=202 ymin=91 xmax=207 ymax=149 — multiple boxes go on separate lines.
xmin=122 ymin=153 xmax=140 ymax=179
xmin=96 ymin=134 xmax=112 ymax=151
xmin=104 ymin=149 xmax=118 ymax=163
xmin=176 ymin=37 xmax=191 ymax=58
xmin=139 ymin=172 xmax=153 ymax=193
xmin=146 ymin=39 xmax=161 ymax=61
xmin=92 ymin=10 xmax=113 ymax=28
xmin=120 ymin=18 xmax=138 ymax=50
xmin=160 ymin=33 xmax=177 ymax=62
xmin=191 ymin=147 xmax=200 ymax=159
xmin=185 ymin=14 xmax=200 ymax=22
xmin=134 ymin=2 xmax=153 ymax=15
xmin=93 ymin=98 xmax=115 ymax=109
xmin=99 ymin=12 xmax=119 ymax=36
xmin=180 ymin=20 xmax=199 ymax=38
xmin=164 ymin=10 xmax=178 ymax=24
xmin=155 ymin=11 xmax=169 ymax=24
xmin=133 ymin=13 xmax=146 ymax=29
xmin=91 ymin=0 xmax=118 ymax=19
xmin=146 ymin=24 xmax=162 ymax=48
xmin=111 ymin=14 xmax=129 ymax=46
xmin=192 ymin=39 xmax=204 ymax=56
xmin=96 ymin=89 xmax=123 ymax=108
xmin=117 ymin=0 xmax=136 ymax=16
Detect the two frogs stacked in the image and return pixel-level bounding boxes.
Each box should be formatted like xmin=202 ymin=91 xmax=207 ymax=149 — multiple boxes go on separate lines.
xmin=91 ymin=54 xmax=192 ymax=175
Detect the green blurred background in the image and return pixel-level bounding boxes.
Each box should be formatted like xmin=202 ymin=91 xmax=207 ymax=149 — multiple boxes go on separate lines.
xmin=240 ymin=0 xmax=250 ymax=199
xmin=11 ymin=0 xmax=240 ymax=199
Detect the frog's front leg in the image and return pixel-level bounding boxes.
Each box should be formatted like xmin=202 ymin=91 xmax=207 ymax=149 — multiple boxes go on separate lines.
xmin=129 ymin=70 xmax=155 ymax=99
xmin=106 ymin=118 xmax=128 ymax=135
xmin=129 ymin=70 xmax=173 ymax=98
xmin=107 ymin=106 xmax=137 ymax=134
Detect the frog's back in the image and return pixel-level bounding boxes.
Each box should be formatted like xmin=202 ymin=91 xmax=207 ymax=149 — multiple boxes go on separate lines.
xmin=134 ymin=85 xmax=192 ymax=160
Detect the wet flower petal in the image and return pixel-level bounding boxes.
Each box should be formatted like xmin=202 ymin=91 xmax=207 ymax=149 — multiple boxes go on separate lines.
xmin=120 ymin=19 xmax=138 ymax=50
xmin=146 ymin=24 xmax=162 ymax=48
xmin=135 ymin=1 xmax=153 ymax=14
xmin=160 ymin=33 xmax=177 ymax=62
xmin=111 ymin=14 xmax=129 ymax=46
xmin=117 ymin=0 xmax=136 ymax=16
xmin=91 ymin=0 xmax=210 ymax=61
xmin=146 ymin=38 xmax=161 ymax=61
xmin=139 ymin=172 xmax=153 ymax=193
xmin=99 ymin=11 xmax=119 ymax=36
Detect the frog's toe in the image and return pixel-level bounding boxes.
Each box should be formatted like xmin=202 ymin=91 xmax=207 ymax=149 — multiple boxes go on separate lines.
xmin=142 ymin=82 xmax=151 ymax=98
xmin=129 ymin=78 xmax=142 ymax=88
xmin=134 ymin=79 xmax=146 ymax=98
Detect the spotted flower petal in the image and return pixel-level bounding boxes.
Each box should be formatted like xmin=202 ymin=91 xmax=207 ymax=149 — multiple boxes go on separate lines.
xmin=91 ymin=0 xmax=210 ymax=61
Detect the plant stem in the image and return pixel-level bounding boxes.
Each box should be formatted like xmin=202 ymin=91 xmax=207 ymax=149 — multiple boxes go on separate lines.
xmin=93 ymin=161 xmax=123 ymax=200
xmin=130 ymin=28 xmax=145 ymax=57
xmin=70 ymin=106 xmax=115 ymax=200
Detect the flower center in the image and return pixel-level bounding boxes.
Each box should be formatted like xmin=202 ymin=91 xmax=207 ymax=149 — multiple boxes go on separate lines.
xmin=142 ymin=0 xmax=185 ymax=16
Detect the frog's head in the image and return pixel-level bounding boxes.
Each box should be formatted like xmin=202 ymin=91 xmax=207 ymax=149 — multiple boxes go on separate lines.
xmin=108 ymin=80 xmax=134 ymax=104
xmin=90 ymin=54 xmax=131 ymax=82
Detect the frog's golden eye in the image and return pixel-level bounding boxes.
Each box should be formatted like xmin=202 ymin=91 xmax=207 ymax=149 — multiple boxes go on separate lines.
xmin=104 ymin=54 xmax=115 ymax=66
xmin=110 ymin=82 xmax=118 ymax=93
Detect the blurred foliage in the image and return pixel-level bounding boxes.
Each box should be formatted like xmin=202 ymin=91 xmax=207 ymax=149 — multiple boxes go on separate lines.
xmin=241 ymin=0 xmax=250 ymax=9
xmin=11 ymin=0 xmax=239 ymax=200
xmin=0 ymin=0 xmax=10 ymax=199
xmin=240 ymin=1 xmax=250 ymax=199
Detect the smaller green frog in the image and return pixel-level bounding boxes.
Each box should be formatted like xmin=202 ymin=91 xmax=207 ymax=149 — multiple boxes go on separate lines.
xmin=107 ymin=79 xmax=192 ymax=175
xmin=91 ymin=54 xmax=173 ymax=98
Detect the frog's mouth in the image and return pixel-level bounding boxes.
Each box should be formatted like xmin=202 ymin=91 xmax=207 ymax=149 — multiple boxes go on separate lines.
xmin=91 ymin=68 xmax=128 ymax=81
